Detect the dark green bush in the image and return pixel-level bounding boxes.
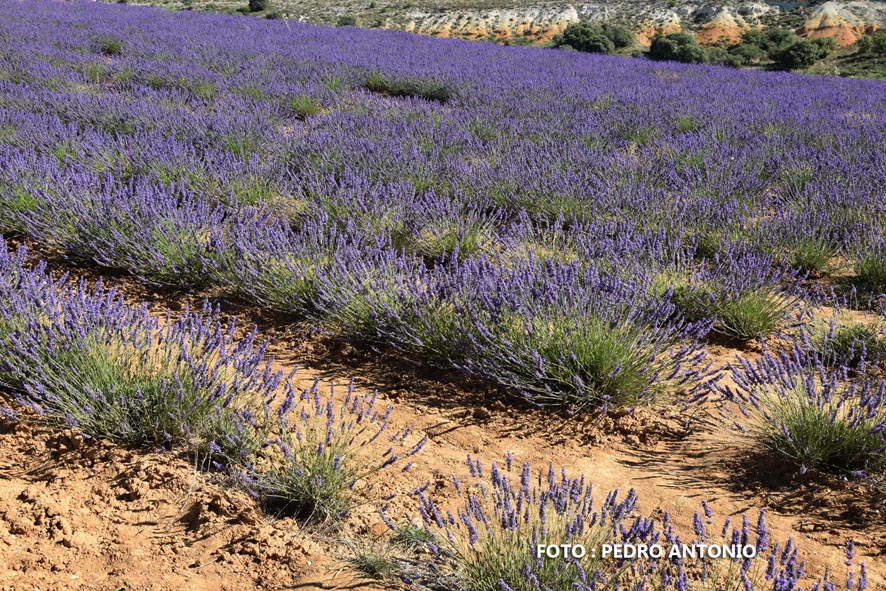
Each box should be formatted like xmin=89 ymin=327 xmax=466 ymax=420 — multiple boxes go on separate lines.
xmin=816 ymin=322 xmax=886 ymax=368
xmin=95 ymin=36 xmax=123 ymax=56
xmin=854 ymin=248 xmax=886 ymax=294
xmin=707 ymin=47 xmax=743 ymax=68
xmin=601 ymin=23 xmax=635 ymax=48
xmin=725 ymin=43 xmax=766 ymax=65
xmin=336 ymin=15 xmax=357 ymax=27
xmin=740 ymin=29 xmax=766 ymax=47
xmin=558 ymin=22 xmax=615 ymax=54
xmin=764 ymin=385 xmax=886 ymax=474
xmin=873 ymin=31 xmax=886 ymax=55
xmin=248 ymin=0 xmax=268 ymax=13
xmin=788 ymin=235 xmax=835 ymax=276
xmin=857 ymin=35 xmax=875 ymax=54
xmin=751 ymin=27 xmax=799 ymax=54
xmin=363 ymin=71 xmax=453 ymax=103
xmin=289 ymin=94 xmax=323 ymax=120
xmin=773 ymin=40 xmax=823 ymax=70
xmin=648 ymin=33 xmax=708 ymax=64
xmin=810 ymin=37 xmax=836 ymax=57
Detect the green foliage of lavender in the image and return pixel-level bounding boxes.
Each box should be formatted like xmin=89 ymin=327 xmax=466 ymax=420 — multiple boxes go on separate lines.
xmin=0 ymin=238 xmax=420 ymax=520
xmin=254 ymin=380 xmax=426 ymax=522
xmin=811 ymin=319 xmax=886 ymax=369
xmin=0 ymin=242 xmax=282 ymax=466
xmin=853 ymin=238 xmax=886 ymax=295
xmin=669 ymin=246 xmax=801 ymax=342
xmin=718 ymin=346 xmax=886 ymax=475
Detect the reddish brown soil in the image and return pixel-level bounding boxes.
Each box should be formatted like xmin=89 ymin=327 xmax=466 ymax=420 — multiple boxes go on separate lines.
xmin=2 ymin=246 xmax=885 ymax=589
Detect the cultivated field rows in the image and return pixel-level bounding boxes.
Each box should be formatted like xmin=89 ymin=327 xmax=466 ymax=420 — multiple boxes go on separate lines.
xmin=1 ymin=1 xmax=885 ymax=589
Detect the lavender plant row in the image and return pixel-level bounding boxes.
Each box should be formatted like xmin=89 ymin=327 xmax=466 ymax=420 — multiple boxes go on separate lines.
xmin=382 ymin=456 xmax=868 ymax=590
xmin=0 ymin=236 xmax=424 ymax=520
xmin=2 ymin=0 xmax=886 ymax=405
xmin=0 ymin=238 xmax=285 ymax=464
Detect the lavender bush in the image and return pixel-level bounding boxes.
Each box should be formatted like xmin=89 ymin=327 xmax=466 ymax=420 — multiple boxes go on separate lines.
xmin=0 ymin=239 xmax=283 ymax=465
xmin=715 ymin=345 xmax=886 ymax=474
xmin=255 ymin=379 xmax=426 ymax=522
xmin=670 ymin=246 xmax=803 ymax=341
xmin=384 ymin=456 xmax=865 ymax=590
xmin=805 ymin=316 xmax=886 ymax=369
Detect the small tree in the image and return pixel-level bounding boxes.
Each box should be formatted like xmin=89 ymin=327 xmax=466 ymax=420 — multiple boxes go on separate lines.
xmin=773 ymin=40 xmax=822 ymax=70
xmin=707 ymin=47 xmax=742 ymax=68
xmin=248 ymin=0 xmax=268 ymax=12
xmin=872 ymin=31 xmax=886 ymax=55
xmin=559 ymin=22 xmax=615 ymax=54
xmin=601 ymin=23 xmax=635 ymax=48
xmin=761 ymin=27 xmax=799 ymax=53
xmin=810 ymin=37 xmax=836 ymax=58
xmin=728 ymin=42 xmax=766 ymax=65
xmin=856 ymin=34 xmax=874 ymax=54
xmin=648 ymin=33 xmax=708 ymax=64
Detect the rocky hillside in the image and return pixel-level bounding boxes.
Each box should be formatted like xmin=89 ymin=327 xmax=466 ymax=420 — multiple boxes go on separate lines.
xmin=136 ymin=0 xmax=886 ymax=47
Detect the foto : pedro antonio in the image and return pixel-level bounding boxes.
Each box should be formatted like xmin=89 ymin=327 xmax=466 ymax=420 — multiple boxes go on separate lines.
xmin=536 ymin=543 xmax=758 ymax=560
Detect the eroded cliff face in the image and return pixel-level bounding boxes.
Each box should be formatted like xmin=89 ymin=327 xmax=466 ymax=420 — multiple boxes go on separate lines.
xmin=367 ymin=1 xmax=886 ymax=47
xmin=797 ymin=2 xmax=884 ymax=46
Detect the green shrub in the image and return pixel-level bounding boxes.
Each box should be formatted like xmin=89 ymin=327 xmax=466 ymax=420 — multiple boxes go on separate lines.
xmin=707 ymin=47 xmax=743 ymax=68
xmin=648 ymin=33 xmax=708 ymax=64
xmin=601 ymin=23 xmax=635 ymax=48
xmin=404 ymin=216 xmax=493 ymax=262
xmin=0 ymin=183 xmax=38 ymax=234
xmin=816 ymin=321 xmax=886 ymax=367
xmin=392 ymin=523 xmax=435 ymax=550
xmin=345 ymin=539 xmax=396 ymax=580
xmin=788 ymin=235 xmax=835 ymax=276
xmin=2 ymin=304 xmax=281 ymax=468
xmin=488 ymin=311 xmax=675 ymax=407
xmin=255 ymin=385 xmax=425 ymax=521
xmin=810 ymin=36 xmax=836 ymax=57
xmin=755 ymin=381 xmax=886 ymax=474
xmin=248 ymin=0 xmax=268 ymax=13
xmin=672 ymin=284 xmax=791 ymax=341
xmin=773 ymin=40 xmax=824 ymax=70
xmin=872 ymin=31 xmax=886 ymax=55
xmin=336 ymin=15 xmax=357 ymax=27
xmin=854 ymin=248 xmax=886 ymax=294
xmin=742 ymin=27 xmax=797 ymax=54
xmin=856 ymin=34 xmax=875 ymax=54
xmin=363 ymin=71 xmax=453 ymax=103
xmin=289 ymin=94 xmax=323 ymax=120
xmin=728 ymin=42 xmax=767 ymax=65
xmin=712 ymin=289 xmax=792 ymax=341
xmin=558 ymin=22 xmax=615 ymax=54
xmin=93 ymin=35 xmax=123 ymax=56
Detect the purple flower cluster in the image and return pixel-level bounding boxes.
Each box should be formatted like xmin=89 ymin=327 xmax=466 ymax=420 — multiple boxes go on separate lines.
xmin=712 ymin=343 xmax=886 ymax=474
xmin=255 ymin=378 xmax=425 ymax=521
xmin=0 ymin=238 xmax=283 ymax=464
xmin=386 ymin=455 xmax=861 ymax=590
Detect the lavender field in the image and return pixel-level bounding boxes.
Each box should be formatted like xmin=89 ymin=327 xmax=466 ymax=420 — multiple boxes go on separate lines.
xmin=0 ymin=0 xmax=885 ymax=589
